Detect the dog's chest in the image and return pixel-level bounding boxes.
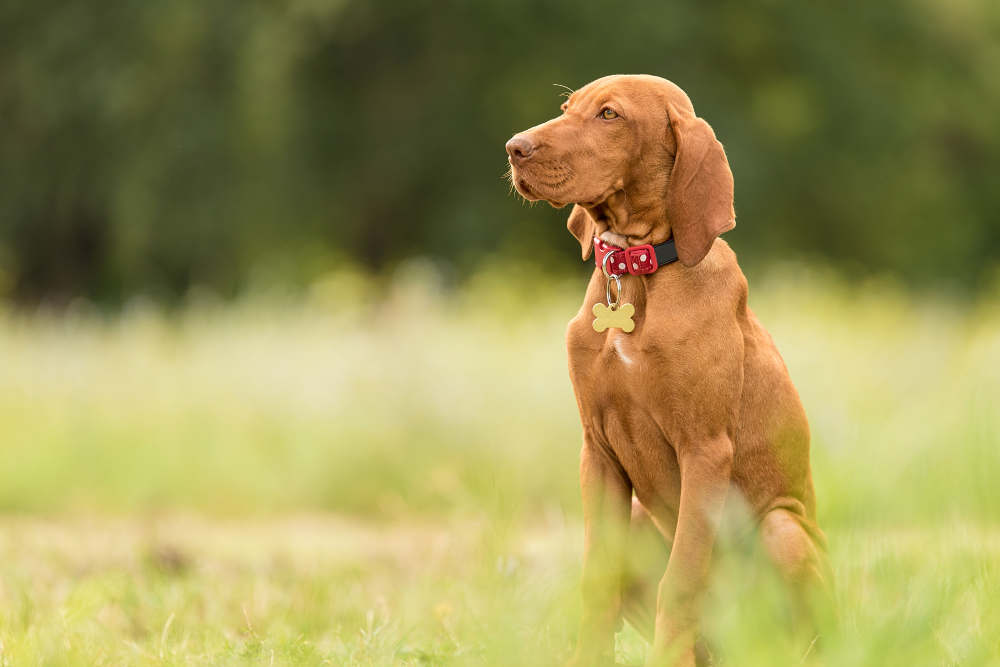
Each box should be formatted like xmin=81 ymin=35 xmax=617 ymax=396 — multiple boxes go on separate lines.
xmin=569 ymin=322 xmax=642 ymax=391
xmin=566 ymin=313 xmax=681 ymax=422
xmin=567 ymin=315 xmax=684 ymax=511
xmin=567 ymin=311 xmax=668 ymax=390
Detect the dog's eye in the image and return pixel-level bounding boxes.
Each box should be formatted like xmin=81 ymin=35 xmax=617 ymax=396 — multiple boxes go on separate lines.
xmin=600 ymin=108 xmax=618 ymax=120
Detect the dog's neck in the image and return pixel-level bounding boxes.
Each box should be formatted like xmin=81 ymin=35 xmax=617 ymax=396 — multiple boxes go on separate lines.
xmin=598 ymin=229 xmax=630 ymax=248
xmin=586 ymin=183 xmax=672 ymax=248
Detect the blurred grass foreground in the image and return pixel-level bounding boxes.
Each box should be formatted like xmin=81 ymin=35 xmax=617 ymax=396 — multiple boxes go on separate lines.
xmin=2 ymin=266 xmax=1000 ymax=664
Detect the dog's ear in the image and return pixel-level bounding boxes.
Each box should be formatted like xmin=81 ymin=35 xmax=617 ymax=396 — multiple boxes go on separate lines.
xmin=567 ymin=204 xmax=596 ymax=260
xmin=666 ymin=102 xmax=735 ymax=266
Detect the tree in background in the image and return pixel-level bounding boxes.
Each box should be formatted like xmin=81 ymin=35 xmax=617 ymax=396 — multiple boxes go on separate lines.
xmin=1 ymin=0 xmax=997 ymax=304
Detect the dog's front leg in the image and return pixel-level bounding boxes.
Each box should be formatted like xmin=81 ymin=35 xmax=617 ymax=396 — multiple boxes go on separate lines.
xmin=568 ymin=437 xmax=632 ymax=667
xmin=647 ymin=435 xmax=733 ymax=667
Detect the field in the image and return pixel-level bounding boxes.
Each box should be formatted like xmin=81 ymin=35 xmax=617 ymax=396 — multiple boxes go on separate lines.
xmin=2 ymin=263 xmax=1000 ymax=665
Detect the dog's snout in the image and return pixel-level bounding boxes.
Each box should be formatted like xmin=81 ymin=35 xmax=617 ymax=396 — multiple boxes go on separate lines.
xmin=505 ymin=135 xmax=536 ymax=164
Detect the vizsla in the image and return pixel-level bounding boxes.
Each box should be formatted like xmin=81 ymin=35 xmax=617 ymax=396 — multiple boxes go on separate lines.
xmin=505 ymin=75 xmax=829 ymax=666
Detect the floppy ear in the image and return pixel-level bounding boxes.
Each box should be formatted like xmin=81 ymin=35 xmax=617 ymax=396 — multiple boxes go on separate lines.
xmin=666 ymin=103 xmax=735 ymax=266
xmin=566 ymin=204 xmax=596 ymax=260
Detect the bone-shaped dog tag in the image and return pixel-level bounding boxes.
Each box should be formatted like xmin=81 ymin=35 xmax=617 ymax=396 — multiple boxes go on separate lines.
xmin=592 ymin=302 xmax=635 ymax=333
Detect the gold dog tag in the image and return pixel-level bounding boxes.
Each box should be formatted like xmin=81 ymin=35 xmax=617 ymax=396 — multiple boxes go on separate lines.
xmin=592 ymin=302 xmax=635 ymax=333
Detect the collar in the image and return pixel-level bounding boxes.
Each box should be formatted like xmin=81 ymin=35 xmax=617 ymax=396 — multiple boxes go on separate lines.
xmin=593 ymin=237 xmax=679 ymax=276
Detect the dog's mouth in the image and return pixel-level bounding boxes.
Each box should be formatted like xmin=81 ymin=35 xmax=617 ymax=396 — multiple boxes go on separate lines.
xmin=511 ymin=167 xmax=570 ymax=208
xmin=515 ymin=176 xmax=538 ymax=200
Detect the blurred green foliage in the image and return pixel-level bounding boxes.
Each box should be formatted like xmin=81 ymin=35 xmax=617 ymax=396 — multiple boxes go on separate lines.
xmin=1 ymin=0 xmax=998 ymax=303
xmin=3 ymin=267 xmax=1000 ymax=523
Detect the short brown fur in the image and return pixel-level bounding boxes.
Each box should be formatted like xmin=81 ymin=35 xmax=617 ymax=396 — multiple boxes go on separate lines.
xmin=506 ymin=75 xmax=829 ymax=666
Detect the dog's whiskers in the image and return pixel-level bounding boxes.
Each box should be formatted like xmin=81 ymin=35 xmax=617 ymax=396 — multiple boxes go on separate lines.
xmin=502 ymin=165 xmax=521 ymax=199
xmin=553 ymin=83 xmax=575 ymax=99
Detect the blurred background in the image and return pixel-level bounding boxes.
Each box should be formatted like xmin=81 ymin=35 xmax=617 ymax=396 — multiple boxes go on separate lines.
xmin=1 ymin=1 xmax=999 ymax=665
xmin=2 ymin=0 xmax=999 ymax=305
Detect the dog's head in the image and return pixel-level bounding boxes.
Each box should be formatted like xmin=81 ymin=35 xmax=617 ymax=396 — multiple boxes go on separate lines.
xmin=506 ymin=74 xmax=734 ymax=266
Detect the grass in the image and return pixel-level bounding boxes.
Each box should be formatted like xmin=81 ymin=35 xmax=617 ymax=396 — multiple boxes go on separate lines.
xmin=1 ymin=260 xmax=1000 ymax=664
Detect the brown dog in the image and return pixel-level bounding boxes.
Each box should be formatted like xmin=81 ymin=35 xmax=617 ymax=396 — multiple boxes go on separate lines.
xmin=505 ymin=75 xmax=828 ymax=666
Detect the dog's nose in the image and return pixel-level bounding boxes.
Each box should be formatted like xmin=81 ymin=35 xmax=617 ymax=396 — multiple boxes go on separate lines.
xmin=505 ymin=134 xmax=536 ymax=164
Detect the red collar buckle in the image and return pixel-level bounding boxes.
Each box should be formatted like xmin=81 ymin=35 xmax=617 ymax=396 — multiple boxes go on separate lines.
xmin=625 ymin=245 xmax=657 ymax=274
xmin=593 ymin=239 xmax=658 ymax=276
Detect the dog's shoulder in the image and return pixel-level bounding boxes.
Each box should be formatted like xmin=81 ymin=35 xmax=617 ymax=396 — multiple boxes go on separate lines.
xmin=698 ymin=238 xmax=745 ymax=284
xmin=667 ymin=238 xmax=748 ymax=314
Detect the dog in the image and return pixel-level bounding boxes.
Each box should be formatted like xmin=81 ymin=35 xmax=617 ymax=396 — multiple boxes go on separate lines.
xmin=505 ymin=75 xmax=829 ymax=666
